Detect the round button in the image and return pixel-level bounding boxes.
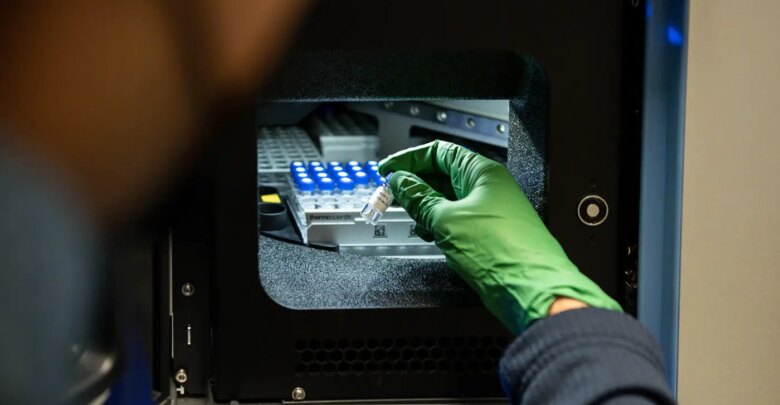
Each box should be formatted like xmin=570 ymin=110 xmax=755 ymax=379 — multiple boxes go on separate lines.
xmin=586 ymin=203 xmax=600 ymax=218
xmin=578 ymin=195 xmax=608 ymax=226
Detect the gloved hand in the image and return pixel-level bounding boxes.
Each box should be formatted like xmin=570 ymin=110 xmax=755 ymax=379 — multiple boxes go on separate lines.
xmin=379 ymin=140 xmax=621 ymax=333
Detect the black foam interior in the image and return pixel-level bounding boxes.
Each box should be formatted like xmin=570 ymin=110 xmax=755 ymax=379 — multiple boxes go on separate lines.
xmin=259 ymin=235 xmax=480 ymax=309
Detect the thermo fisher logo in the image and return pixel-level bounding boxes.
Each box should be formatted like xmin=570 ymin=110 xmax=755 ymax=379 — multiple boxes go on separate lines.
xmin=308 ymin=214 xmax=354 ymax=222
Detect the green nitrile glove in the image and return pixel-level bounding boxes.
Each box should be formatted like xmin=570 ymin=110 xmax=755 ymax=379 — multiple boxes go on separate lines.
xmin=379 ymin=140 xmax=621 ymax=333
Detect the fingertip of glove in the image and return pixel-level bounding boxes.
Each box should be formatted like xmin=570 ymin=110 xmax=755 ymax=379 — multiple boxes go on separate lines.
xmin=377 ymin=157 xmax=396 ymax=176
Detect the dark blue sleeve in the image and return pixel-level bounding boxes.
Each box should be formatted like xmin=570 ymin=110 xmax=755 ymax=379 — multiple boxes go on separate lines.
xmin=498 ymin=308 xmax=676 ymax=405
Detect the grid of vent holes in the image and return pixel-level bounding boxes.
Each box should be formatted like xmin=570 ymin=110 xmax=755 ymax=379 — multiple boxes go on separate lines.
xmin=257 ymin=126 xmax=321 ymax=173
xmin=294 ymin=336 xmax=509 ymax=376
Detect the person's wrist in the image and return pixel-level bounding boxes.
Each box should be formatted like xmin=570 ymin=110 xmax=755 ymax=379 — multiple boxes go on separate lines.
xmin=547 ymin=296 xmax=588 ymax=316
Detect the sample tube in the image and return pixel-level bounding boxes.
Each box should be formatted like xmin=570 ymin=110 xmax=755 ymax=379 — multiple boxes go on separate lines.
xmin=347 ymin=165 xmax=364 ymax=174
xmin=361 ymin=173 xmax=394 ymax=225
xmin=317 ymin=177 xmax=336 ymax=196
xmin=310 ymin=166 xmax=327 ymax=179
xmin=296 ymin=177 xmax=315 ymax=197
xmin=351 ymin=171 xmax=370 ymax=194
xmin=293 ymin=171 xmax=310 ymax=182
xmin=328 ymin=165 xmax=345 ymax=176
xmin=337 ymin=177 xmax=355 ymax=194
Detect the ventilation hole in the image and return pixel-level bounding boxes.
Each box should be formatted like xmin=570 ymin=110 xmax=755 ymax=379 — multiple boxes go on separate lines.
xmin=453 ymin=337 xmax=465 ymax=347
xmin=358 ymin=349 xmax=372 ymax=361
xmin=366 ymin=338 xmax=379 ymax=349
xmin=338 ymin=339 xmax=350 ymax=350
xmin=381 ymin=338 xmax=394 ymax=348
xmin=323 ymin=363 xmax=335 ymax=375
xmin=300 ymin=351 xmax=313 ymax=362
xmin=373 ymin=348 xmax=386 ymax=361
xmin=315 ymin=351 xmax=328 ymax=363
xmin=330 ymin=351 xmax=343 ymax=362
xmin=344 ymin=349 xmax=357 ymax=362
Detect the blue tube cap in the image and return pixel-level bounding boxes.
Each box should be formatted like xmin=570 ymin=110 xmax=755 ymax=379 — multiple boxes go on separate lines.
xmin=337 ymin=177 xmax=355 ymax=191
xmin=327 ymin=161 xmax=342 ymax=168
xmin=317 ymin=176 xmax=336 ymax=191
xmin=310 ymin=166 xmax=326 ymax=175
xmin=364 ymin=160 xmax=379 ymax=168
xmin=347 ymin=160 xmax=361 ymax=167
xmin=297 ymin=177 xmax=315 ymax=192
xmin=351 ymin=171 xmax=369 ymax=185
xmin=308 ymin=161 xmax=324 ymax=170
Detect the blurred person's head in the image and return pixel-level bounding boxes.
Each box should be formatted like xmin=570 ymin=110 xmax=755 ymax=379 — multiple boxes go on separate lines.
xmin=0 ymin=0 xmax=310 ymax=227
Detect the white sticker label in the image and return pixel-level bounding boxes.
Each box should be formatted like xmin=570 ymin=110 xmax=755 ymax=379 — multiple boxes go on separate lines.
xmin=367 ymin=187 xmax=394 ymax=212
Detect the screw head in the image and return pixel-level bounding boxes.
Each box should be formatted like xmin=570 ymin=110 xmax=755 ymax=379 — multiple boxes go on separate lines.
xmin=436 ymin=111 xmax=448 ymax=122
xmin=409 ymin=105 xmax=420 ymax=116
xmin=181 ymin=283 xmax=194 ymax=297
xmin=383 ymin=102 xmax=394 ymax=109
xmin=496 ymin=123 xmax=507 ymax=134
xmin=291 ymin=387 xmax=306 ymax=401
xmin=466 ymin=118 xmax=476 ymax=128
xmin=175 ymin=369 xmax=188 ymax=384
